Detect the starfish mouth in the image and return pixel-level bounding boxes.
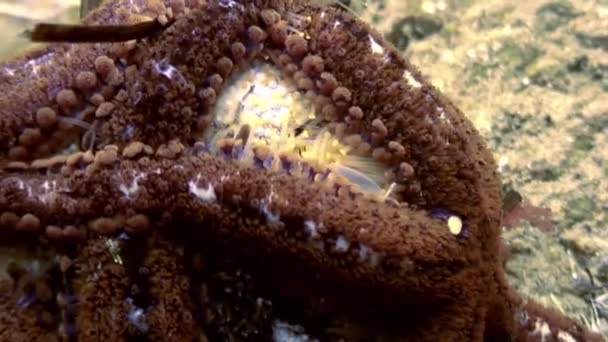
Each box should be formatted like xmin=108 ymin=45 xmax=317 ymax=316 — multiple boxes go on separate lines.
xmin=202 ymin=62 xmax=395 ymax=200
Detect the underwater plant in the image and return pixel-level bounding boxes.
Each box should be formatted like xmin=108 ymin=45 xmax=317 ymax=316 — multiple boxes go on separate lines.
xmin=0 ymin=0 xmax=603 ymax=340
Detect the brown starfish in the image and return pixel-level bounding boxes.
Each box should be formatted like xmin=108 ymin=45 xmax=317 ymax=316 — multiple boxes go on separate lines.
xmin=0 ymin=0 xmax=603 ymax=341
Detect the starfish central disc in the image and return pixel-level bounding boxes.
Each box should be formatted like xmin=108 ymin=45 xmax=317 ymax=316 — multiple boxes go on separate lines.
xmin=206 ymin=63 xmax=390 ymax=196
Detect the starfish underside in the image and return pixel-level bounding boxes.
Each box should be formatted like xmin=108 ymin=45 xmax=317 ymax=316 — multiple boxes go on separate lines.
xmin=0 ymin=0 xmax=603 ymax=341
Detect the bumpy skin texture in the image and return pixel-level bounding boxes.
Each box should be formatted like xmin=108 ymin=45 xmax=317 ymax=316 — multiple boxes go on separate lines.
xmin=0 ymin=0 xmax=603 ymax=341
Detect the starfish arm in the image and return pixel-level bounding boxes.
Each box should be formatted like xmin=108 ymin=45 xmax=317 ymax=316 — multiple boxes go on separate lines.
xmin=0 ymin=149 xmax=501 ymax=340
xmin=74 ymin=238 xmax=131 ymax=341
xmin=0 ymin=278 xmax=61 ymax=341
xmin=0 ymin=151 xmax=479 ymax=302
xmin=0 ymin=0 xmax=175 ymax=161
xmin=144 ymin=233 xmax=196 ymax=340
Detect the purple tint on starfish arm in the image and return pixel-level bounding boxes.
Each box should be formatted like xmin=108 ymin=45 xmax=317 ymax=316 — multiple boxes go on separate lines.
xmin=63 ymin=323 xmax=78 ymax=337
xmin=62 ymin=293 xmax=79 ymax=305
xmin=262 ymin=156 xmax=275 ymax=170
xmin=17 ymin=293 xmax=37 ymax=309
xmin=219 ymin=0 xmax=244 ymax=11
xmin=429 ymin=208 xmax=453 ymax=221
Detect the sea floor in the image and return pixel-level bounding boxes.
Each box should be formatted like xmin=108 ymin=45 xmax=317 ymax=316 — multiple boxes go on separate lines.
xmin=365 ymin=0 xmax=608 ymax=336
xmin=0 ymin=0 xmax=607 ymax=338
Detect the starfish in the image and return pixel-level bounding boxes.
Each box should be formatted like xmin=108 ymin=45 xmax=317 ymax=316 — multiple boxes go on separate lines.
xmin=0 ymin=0 xmax=603 ymax=341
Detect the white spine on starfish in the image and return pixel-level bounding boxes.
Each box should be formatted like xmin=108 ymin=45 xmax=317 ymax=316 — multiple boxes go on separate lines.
xmin=24 ymin=51 xmax=56 ymax=77
xmin=304 ymin=220 xmax=320 ymax=239
xmin=303 ymin=220 xmax=325 ymax=251
xmin=334 ymin=235 xmax=350 ymax=253
xmin=403 ymin=70 xmax=422 ymax=89
xmin=260 ymin=185 xmax=282 ymax=225
xmin=218 ymin=0 xmax=244 ymax=10
xmin=2 ymin=177 xmax=34 ymax=199
xmin=118 ymin=171 xmax=147 ymax=199
xmin=152 ymin=58 xmax=186 ymax=82
xmin=530 ymin=318 xmax=552 ymax=342
xmin=37 ymin=180 xmax=57 ymax=205
xmin=357 ymin=244 xmax=381 ymax=267
xmin=188 ymin=174 xmax=217 ymax=202
xmin=126 ymin=297 xmax=148 ymax=333
xmin=272 ymin=319 xmax=315 ymax=342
